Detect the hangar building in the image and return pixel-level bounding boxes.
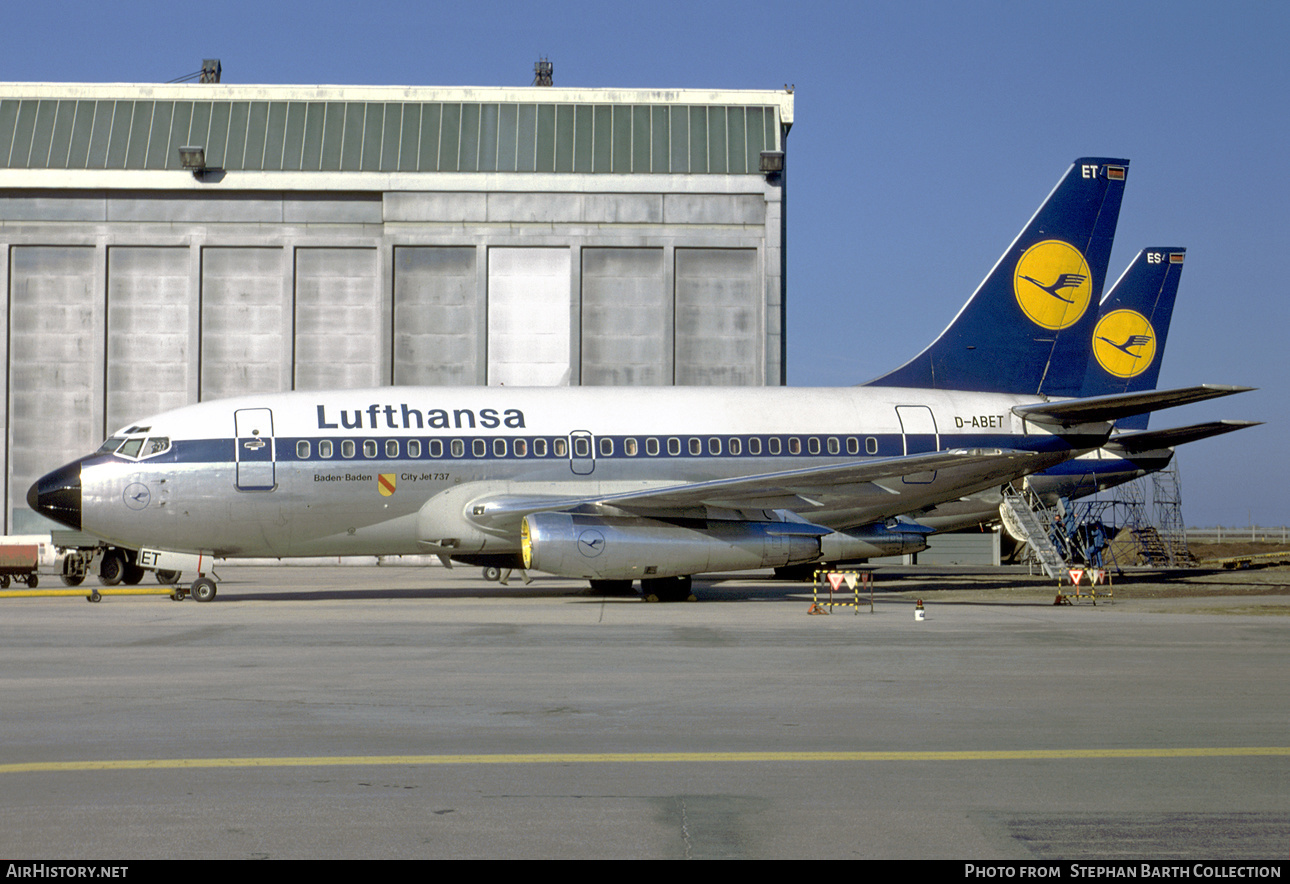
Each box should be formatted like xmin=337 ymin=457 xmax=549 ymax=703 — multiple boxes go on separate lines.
xmin=0 ymin=80 xmax=793 ymax=532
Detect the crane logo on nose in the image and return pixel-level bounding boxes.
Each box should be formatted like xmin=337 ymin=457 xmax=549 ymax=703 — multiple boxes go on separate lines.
xmin=123 ymin=483 xmax=151 ymax=510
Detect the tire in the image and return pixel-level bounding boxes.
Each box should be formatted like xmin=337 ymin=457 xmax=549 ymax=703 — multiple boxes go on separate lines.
xmin=99 ymin=552 xmax=125 ymax=586
xmin=121 ymin=564 xmax=145 ymax=586
xmin=61 ymin=572 xmax=86 ymax=587
xmin=191 ymin=578 xmax=217 ymax=603
xmin=26 ymin=574 xmax=37 ymax=589
xmin=155 ymin=570 xmax=180 ymax=585
xmin=481 ymin=566 xmax=502 ymax=582
xmin=588 ymin=579 xmax=634 ymax=595
xmin=640 ymin=576 xmax=694 ymax=602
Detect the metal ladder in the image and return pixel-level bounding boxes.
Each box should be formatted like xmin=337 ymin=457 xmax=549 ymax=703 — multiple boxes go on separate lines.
xmin=1001 ymin=485 xmax=1069 ymax=581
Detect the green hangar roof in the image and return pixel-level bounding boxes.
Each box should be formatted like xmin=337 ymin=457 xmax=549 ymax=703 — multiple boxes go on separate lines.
xmin=0 ymin=84 xmax=792 ymax=176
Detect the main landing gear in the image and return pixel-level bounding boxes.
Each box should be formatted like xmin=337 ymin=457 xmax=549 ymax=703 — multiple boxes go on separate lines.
xmin=587 ymin=576 xmax=696 ymax=602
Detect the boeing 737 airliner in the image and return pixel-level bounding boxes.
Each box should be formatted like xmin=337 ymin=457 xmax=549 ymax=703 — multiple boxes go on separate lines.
xmin=26 ymin=158 xmax=1253 ymax=601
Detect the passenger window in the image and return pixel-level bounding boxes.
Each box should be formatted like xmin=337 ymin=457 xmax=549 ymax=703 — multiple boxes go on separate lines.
xmin=768 ymin=437 xmax=781 ymax=455
xmin=342 ymin=440 xmax=356 ymax=458
xmin=646 ymin=438 xmax=659 ymax=456
xmin=827 ymin=437 xmax=840 ymax=455
xmin=729 ymin=438 xmax=741 ymax=456
xmin=847 ymin=437 xmax=859 ymax=455
xmin=451 ymin=440 xmax=464 ymax=457
xmin=429 ymin=439 xmax=442 ymax=458
xmin=708 ymin=437 xmax=721 ymax=456
xmin=688 ymin=438 xmax=702 ymax=456
xmin=808 ymin=437 xmax=820 ymax=455
xmin=667 ymin=438 xmax=681 ymax=456
xmin=534 ymin=438 xmax=548 ymax=457
xmin=319 ymin=440 xmax=333 ymax=458
xmin=473 ymin=439 xmax=486 ymax=457
xmin=408 ymin=439 xmax=421 ymax=458
xmin=625 ymin=438 xmax=638 ymax=456
xmin=297 ymin=441 xmax=310 ymax=459
xmin=363 ymin=440 xmax=378 ymax=458
xmin=788 ymin=438 xmax=801 ymax=455
xmin=554 ymin=439 xmax=567 ymax=457
xmin=866 ymin=437 xmax=878 ymax=454
xmin=515 ymin=439 xmax=528 ymax=457
xmin=599 ymin=437 xmax=613 ymax=456
xmin=748 ymin=437 xmax=762 ymax=455
xmin=494 ymin=438 xmax=507 ymax=457
xmin=386 ymin=439 xmax=399 ymax=458
xmin=573 ymin=437 xmax=590 ymax=458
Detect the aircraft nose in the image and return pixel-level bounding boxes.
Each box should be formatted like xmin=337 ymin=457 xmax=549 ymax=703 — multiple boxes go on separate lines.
xmin=27 ymin=460 xmax=82 ymax=531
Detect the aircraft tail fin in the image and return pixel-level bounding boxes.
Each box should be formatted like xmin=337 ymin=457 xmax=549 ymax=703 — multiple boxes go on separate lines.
xmin=866 ymin=158 xmax=1128 ymax=396
xmin=1084 ymin=248 xmax=1186 ymax=429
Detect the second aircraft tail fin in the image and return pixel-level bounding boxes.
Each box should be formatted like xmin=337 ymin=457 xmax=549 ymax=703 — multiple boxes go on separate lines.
xmin=1083 ymin=248 xmax=1186 ymax=429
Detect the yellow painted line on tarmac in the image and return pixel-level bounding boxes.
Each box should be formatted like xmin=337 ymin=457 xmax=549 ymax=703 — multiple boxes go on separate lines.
xmin=3 ymin=747 xmax=1288 ymax=775
xmin=0 ymin=587 xmax=175 ymax=599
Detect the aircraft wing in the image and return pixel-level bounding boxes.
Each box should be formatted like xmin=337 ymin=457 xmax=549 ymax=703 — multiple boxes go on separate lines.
xmin=1105 ymin=419 xmax=1262 ymax=455
xmin=1013 ymin=384 xmax=1254 ymax=428
xmin=462 ymin=448 xmax=1042 ymax=531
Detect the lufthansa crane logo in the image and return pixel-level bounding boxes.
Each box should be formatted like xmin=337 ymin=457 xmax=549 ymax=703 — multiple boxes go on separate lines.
xmin=123 ymin=483 xmax=151 ymax=510
xmin=577 ymin=529 xmax=606 ymax=558
xmin=1013 ymin=240 xmax=1094 ymax=330
xmin=1092 ymin=309 xmax=1157 ymax=378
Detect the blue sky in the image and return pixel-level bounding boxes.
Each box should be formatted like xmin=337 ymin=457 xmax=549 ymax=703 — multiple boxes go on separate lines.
xmin=3 ymin=0 xmax=1284 ymax=526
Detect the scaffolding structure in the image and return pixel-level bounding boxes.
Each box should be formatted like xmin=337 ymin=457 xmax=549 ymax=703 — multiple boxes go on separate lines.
xmin=1069 ymin=461 xmax=1195 ymax=568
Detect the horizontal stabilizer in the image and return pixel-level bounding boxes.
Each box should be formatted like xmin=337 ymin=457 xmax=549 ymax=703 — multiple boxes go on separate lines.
xmin=1105 ymin=420 xmax=1262 ymax=454
xmin=1012 ymin=385 xmax=1254 ymax=428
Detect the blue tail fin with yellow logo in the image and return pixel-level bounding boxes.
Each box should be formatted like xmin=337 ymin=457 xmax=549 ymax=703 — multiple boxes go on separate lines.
xmin=1083 ymin=247 xmax=1185 ymax=429
xmin=866 ymin=158 xmax=1129 ymax=396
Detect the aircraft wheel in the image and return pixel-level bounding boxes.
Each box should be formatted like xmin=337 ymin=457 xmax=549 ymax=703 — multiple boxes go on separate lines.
xmin=155 ymin=570 xmax=180 ymax=585
xmin=191 ymin=578 xmax=217 ymax=603
xmin=640 ymin=576 xmax=695 ymax=603
xmin=588 ymin=579 xmax=634 ymax=595
xmin=481 ymin=566 xmax=502 ymax=582
xmin=99 ymin=552 xmax=125 ymax=586
xmin=61 ymin=572 xmax=86 ymax=587
xmin=121 ymin=564 xmax=145 ymax=586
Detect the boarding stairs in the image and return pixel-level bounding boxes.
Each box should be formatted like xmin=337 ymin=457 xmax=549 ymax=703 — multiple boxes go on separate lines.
xmin=1000 ymin=484 xmax=1070 ymax=582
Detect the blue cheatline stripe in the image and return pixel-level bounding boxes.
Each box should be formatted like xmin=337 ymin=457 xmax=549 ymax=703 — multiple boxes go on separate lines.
xmin=143 ymin=431 xmax=1084 ymax=466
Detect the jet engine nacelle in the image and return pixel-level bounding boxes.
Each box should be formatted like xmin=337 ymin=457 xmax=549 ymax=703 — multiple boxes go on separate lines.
xmin=819 ymin=524 xmax=931 ymax=560
xmin=521 ymin=513 xmax=824 ymax=580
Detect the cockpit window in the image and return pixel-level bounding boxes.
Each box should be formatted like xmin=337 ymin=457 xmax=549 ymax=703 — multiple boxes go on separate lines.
xmin=101 ymin=435 xmax=170 ymax=459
